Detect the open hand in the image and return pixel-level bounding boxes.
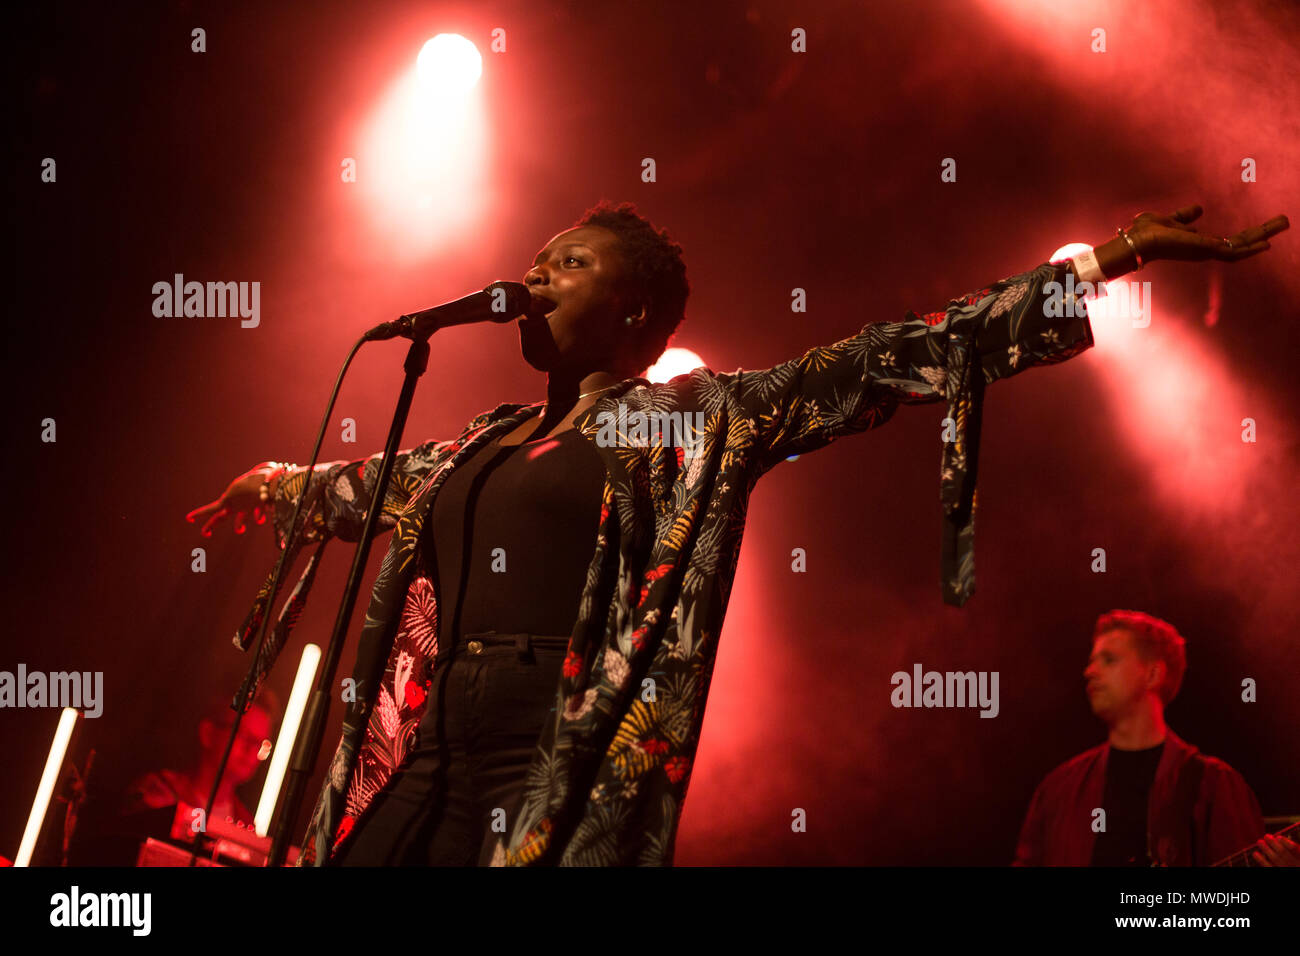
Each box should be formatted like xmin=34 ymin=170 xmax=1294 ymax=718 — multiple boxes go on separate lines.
xmin=186 ymin=463 xmax=280 ymax=537
xmin=1128 ymin=205 xmax=1288 ymax=264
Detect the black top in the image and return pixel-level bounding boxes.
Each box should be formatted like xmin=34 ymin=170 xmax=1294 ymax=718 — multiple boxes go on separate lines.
xmin=1091 ymin=743 xmax=1165 ymax=866
xmin=419 ymin=427 xmax=607 ymax=644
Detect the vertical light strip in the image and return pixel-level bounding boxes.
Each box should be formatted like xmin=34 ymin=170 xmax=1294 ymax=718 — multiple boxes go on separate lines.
xmin=15 ymin=707 xmax=80 ymax=867
xmin=254 ymin=643 xmax=321 ymax=838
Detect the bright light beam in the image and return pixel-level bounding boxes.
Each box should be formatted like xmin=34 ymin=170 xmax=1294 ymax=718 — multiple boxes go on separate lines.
xmin=255 ymin=643 xmax=321 ymax=838
xmin=1049 ymin=242 xmax=1265 ymax=515
xmin=16 ymin=708 xmax=79 ymax=867
xmin=355 ymin=37 xmax=489 ymax=263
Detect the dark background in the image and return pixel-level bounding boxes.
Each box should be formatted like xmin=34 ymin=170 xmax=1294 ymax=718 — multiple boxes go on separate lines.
xmin=5 ymin=0 xmax=1298 ymax=865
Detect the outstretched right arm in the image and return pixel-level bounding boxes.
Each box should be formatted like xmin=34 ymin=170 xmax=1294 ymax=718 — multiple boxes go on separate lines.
xmin=187 ymin=437 xmax=456 ymax=547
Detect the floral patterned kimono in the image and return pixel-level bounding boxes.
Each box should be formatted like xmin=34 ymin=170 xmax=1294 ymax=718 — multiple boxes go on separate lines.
xmin=234 ymin=259 xmax=1093 ymax=865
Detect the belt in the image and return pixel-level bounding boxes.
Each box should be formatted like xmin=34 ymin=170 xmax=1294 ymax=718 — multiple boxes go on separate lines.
xmin=440 ymin=630 xmax=571 ymax=662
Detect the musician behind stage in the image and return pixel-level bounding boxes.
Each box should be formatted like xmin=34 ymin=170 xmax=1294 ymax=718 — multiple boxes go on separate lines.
xmin=124 ymin=688 xmax=280 ymax=828
xmin=1013 ymin=610 xmax=1299 ymax=867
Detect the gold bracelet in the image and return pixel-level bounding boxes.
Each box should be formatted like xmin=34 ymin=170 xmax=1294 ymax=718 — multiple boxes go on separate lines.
xmin=258 ymin=462 xmax=292 ymax=504
xmin=1116 ymin=227 xmax=1144 ymax=271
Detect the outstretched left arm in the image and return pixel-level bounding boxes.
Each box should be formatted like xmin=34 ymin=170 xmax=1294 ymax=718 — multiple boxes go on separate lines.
xmin=722 ymin=258 xmax=1093 ymax=471
xmin=719 ymin=205 xmax=1288 ymax=604
xmin=725 ymin=205 xmax=1290 ymax=468
xmin=723 ymin=257 xmax=1093 ymax=604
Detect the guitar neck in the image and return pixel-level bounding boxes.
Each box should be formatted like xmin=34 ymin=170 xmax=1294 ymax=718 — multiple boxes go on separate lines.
xmin=1213 ymin=820 xmax=1300 ymax=867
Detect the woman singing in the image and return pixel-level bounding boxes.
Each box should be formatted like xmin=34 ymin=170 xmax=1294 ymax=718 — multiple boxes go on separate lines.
xmin=187 ymin=200 xmax=1286 ymax=866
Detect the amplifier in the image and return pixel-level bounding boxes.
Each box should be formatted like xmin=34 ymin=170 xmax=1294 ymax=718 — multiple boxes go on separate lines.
xmin=133 ymin=803 xmax=299 ymax=867
xmin=136 ymin=837 xmax=223 ymax=867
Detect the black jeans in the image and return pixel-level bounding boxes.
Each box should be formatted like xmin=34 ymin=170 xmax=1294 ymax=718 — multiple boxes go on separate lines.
xmin=332 ymin=631 xmax=568 ymax=866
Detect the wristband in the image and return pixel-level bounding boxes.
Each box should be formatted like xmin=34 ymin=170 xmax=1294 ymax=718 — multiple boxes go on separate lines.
xmin=1070 ymin=248 xmax=1107 ymax=284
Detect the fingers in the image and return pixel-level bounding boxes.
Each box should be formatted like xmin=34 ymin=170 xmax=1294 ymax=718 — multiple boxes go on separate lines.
xmin=1260 ymin=213 xmax=1289 ymax=237
xmin=1138 ymin=208 xmax=1286 ymax=262
xmin=199 ymin=507 xmax=229 ymax=538
xmin=1215 ymin=214 xmax=1288 ymax=260
xmin=1234 ymin=215 xmax=1290 ymax=245
xmin=191 ymin=485 xmax=275 ymax=536
xmin=1192 ymin=227 xmax=1269 ymax=261
xmin=1226 ymin=242 xmax=1270 ymax=261
xmin=1257 ymin=832 xmax=1300 ymax=866
xmin=1236 ymin=241 xmax=1271 ymax=259
xmin=1214 ymin=235 xmax=1272 ymax=261
xmin=1250 ymin=834 xmax=1296 ymax=866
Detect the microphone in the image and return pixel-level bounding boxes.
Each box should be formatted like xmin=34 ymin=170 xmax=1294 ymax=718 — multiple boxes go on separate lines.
xmin=363 ymin=281 xmax=535 ymax=341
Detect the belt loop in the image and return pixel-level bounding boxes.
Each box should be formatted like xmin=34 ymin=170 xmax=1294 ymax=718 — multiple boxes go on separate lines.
xmin=515 ymin=633 xmax=529 ymax=660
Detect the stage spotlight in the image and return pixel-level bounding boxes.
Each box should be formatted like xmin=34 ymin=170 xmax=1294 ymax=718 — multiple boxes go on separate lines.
xmin=646 ymin=347 xmax=706 ymax=383
xmin=354 ymin=35 xmax=488 ymax=261
xmin=1049 ymin=242 xmax=1091 ymax=263
xmin=417 ymin=34 xmax=482 ymax=97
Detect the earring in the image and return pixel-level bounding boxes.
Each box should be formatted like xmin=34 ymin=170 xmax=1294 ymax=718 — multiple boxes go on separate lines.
xmin=624 ymin=316 xmax=635 ymax=326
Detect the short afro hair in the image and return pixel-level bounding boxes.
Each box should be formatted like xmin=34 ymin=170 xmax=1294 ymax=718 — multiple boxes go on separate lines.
xmin=1093 ymin=609 xmax=1187 ymax=706
xmin=573 ymin=200 xmax=689 ymax=372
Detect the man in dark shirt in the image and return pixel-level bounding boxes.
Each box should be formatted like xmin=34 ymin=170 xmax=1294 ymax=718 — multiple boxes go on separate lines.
xmin=125 ymin=690 xmax=278 ymax=827
xmin=1013 ymin=610 xmax=1297 ymax=866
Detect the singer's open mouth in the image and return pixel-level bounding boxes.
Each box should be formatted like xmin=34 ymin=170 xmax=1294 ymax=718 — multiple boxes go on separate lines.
xmin=525 ymin=295 xmax=559 ymax=321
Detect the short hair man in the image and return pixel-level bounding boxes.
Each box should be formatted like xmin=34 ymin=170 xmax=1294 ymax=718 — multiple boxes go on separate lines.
xmin=125 ymin=688 xmax=279 ymax=826
xmin=1013 ymin=610 xmax=1295 ymax=866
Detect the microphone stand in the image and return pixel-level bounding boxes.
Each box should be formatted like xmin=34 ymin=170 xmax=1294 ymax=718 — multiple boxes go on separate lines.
xmin=266 ymin=331 xmax=433 ymax=868
xmin=191 ymin=281 xmax=527 ymax=868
